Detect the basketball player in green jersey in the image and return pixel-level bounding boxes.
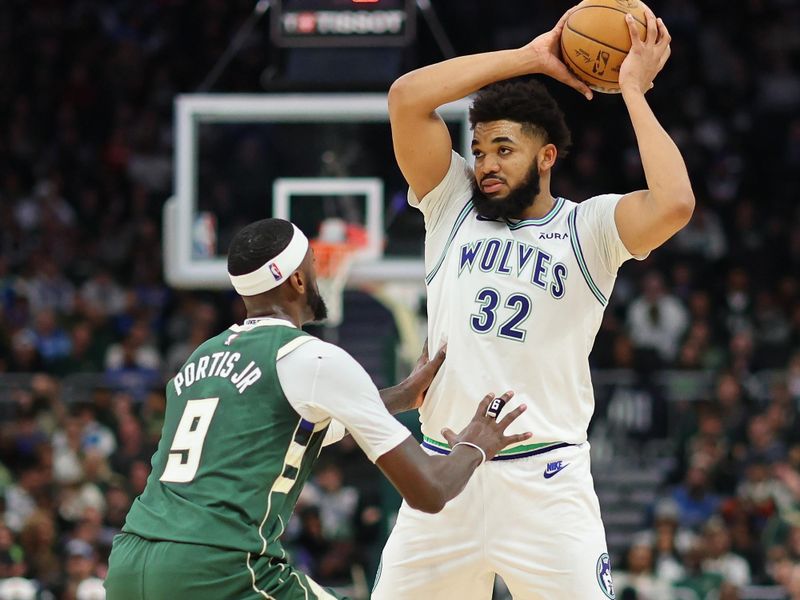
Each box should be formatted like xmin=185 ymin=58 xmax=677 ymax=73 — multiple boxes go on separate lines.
xmin=104 ymin=218 xmax=530 ymax=600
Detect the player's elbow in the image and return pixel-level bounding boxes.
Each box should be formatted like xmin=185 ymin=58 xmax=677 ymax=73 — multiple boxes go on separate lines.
xmin=407 ymin=493 xmax=446 ymax=514
xmin=387 ymin=77 xmax=412 ymax=118
xmin=654 ymin=188 xmax=695 ymax=231
xmin=405 ymin=479 xmax=448 ymax=513
xmin=388 ymin=75 xmax=428 ymax=121
xmin=670 ymin=191 xmax=695 ymax=229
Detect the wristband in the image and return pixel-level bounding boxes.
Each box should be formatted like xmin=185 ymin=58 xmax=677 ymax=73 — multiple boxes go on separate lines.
xmin=452 ymin=441 xmax=486 ymax=465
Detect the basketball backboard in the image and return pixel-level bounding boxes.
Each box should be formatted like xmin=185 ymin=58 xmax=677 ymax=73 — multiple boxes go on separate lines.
xmin=163 ymin=93 xmax=472 ymax=289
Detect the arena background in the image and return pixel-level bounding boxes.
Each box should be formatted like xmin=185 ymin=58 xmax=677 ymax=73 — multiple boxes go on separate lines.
xmin=1 ymin=1 xmax=799 ymax=599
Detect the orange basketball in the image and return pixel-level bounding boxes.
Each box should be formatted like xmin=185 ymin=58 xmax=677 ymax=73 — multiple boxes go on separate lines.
xmin=560 ymin=0 xmax=649 ymax=94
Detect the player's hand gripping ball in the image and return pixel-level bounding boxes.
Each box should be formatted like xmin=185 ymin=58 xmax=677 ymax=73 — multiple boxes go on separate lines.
xmin=560 ymin=0 xmax=649 ymax=93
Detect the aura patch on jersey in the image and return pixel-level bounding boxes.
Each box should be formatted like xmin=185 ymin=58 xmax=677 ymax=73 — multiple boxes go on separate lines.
xmin=596 ymin=553 xmax=615 ymax=599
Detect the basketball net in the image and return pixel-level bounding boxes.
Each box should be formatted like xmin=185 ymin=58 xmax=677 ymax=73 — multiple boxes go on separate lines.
xmin=310 ymin=219 xmax=368 ymax=327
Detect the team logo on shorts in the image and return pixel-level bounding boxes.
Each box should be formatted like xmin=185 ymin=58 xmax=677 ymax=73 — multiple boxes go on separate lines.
xmin=268 ymin=262 xmax=283 ymax=281
xmin=596 ymin=553 xmax=615 ymax=599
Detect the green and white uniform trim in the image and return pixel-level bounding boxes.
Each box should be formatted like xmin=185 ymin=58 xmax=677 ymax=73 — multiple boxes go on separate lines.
xmin=422 ymin=436 xmax=574 ymax=460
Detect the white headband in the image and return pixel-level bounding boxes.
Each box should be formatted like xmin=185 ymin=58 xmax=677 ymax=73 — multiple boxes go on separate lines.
xmin=228 ymin=224 xmax=309 ymax=296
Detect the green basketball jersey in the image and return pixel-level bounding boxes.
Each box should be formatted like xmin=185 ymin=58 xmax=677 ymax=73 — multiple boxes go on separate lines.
xmin=123 ymin=322 xmax=330 ymax=559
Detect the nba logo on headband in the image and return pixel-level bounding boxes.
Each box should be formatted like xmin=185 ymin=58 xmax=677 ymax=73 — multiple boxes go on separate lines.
xmin=268 ymin=263 xmax=282 ymax=281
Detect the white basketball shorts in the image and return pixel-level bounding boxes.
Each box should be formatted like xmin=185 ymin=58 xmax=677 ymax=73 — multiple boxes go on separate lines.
xmin=372 ymin=442 xmax=615 ymax=600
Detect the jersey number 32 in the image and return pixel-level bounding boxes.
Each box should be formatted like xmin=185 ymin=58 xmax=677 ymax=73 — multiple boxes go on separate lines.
xmin=470 ymin=288 xmax=532 ymax=342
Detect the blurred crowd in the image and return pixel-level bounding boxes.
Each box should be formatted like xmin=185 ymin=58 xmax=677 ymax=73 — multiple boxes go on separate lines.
xmin=1 ymin=0 xmax=800 ymax=598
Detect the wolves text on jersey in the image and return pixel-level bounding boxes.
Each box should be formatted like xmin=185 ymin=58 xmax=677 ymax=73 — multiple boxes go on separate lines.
xmin=458 ymin=238 xmax=568 ymax=299
xmin=173 ymin=351 xmax=262 ymax=396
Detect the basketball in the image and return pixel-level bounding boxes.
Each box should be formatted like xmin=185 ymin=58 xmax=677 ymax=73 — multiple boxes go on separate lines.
xmin=560 ymin=0 xmax=649 ymax=94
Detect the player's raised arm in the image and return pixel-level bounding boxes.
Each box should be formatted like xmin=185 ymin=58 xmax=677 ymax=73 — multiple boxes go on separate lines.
xmin=376 ymin=392 xmax=530 ymax=513
xmin=615 ymin=10 xmax=695 ymax=255
xmin=387 ymin=7 xmax=592 ymax=200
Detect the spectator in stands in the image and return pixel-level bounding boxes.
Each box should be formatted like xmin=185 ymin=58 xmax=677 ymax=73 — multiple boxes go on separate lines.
xmin=640 ymin=499 xmax=693 ymax=584
xmin=109 ymin=415 xmax=149 ymax=477
xmin=79 ymin=268 xmax=127 ymax=320
xmin=4 ymin=462 xmax=46 ymax=533
xmin=291 ymin=504 xmax=355 ymax=588
xmin=0 ymin=520 xmax=26 ymax=579
xmin=73 ymin=403 xmax=116 ymax=459
xmin=22 ymin=258 xmax=76 ymax=315
xmin=673 ymin=540 xmax=724 ymax=600
xmin=303 ymin=461 xmax=359 ymax=542
xmin=52 ymin=321 xmax=104 ymax=376
xmin=672 ymin=205 xmax=728 ymax=263
xmin=612 ymin=539 xmax=673 ymax=599
xmin=63 ymin=539 xmax=101 ymax=600
xmin=28 ymin=309 xmax=71 ymax=364
xmin=701 ymin=517 xmax=751 ymax=588
xmin=721 ymin=267 xmax=754 ymax=339
xmin=790 ymin=566 xmax=800 ymax=600
xmin=671 ymin=454 xmax=722 ymax=531
xmin=627 ymin=271 xmax=689 ymax=365
xmin=715 ymin=372 xmax=751 ymax=448
xmin=52 ymin=416 xmax=85 ymax=486
xmin=18 ymin=509 xmax=61 ymax=592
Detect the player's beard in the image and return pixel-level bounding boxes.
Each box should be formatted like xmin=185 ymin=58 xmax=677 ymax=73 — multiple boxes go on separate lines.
xmin=307 ymin=282 xmax=328 ymax=322
xmin=471 ymin=161 xmax=541 ymax=220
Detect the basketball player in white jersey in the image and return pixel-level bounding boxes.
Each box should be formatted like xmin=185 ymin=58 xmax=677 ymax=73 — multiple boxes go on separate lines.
xmin=372 ymin=7 xmax=693 ymax=599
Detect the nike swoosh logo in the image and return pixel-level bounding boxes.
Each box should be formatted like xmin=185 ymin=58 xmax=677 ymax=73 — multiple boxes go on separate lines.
xmin=543 ymin=463 xmax=569 ymax=479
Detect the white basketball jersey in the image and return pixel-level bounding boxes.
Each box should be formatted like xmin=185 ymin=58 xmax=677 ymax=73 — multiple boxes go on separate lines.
xmin=412 ymin=152 xmax=645 ymax=455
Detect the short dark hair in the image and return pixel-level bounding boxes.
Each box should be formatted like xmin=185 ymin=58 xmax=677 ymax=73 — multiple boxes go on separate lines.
xmin=469 ymin=77 xmax=572 ymax=157
xmin=227 ymin=218 xmax=294 ymax=276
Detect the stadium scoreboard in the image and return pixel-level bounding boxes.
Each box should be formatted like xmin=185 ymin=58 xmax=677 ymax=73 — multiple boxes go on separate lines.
xmin=271 ymin=0 xmax=415 ymax=47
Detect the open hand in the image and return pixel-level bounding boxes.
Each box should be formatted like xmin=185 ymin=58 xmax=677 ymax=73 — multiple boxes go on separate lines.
xmin=619 ymin=9 xmax=671 ymax=95
xmin=441 ymin=392 xmax=532 ymax=461
xmin=524 ymin=7 xmax=593 ymax=101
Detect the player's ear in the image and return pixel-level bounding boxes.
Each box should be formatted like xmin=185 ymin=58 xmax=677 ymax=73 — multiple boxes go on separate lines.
xmin=538 ymin=144 xmax=557 ymax=171
xmin=286 ymin=270 xmax=305 ymax=295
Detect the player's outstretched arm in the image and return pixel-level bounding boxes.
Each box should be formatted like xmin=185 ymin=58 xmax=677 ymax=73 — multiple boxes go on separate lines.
xmin=615 ymin=10 xmax=695 ymax=256
xmin=379 ymin=341 xmax=444 ymax=415
xmin=388 ymin=7 xmax=593 ymax=200
xmin=376 ymin=392 xmax=530 ymax=513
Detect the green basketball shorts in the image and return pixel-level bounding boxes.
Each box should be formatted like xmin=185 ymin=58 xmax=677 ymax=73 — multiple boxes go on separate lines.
xmin=105 ymin=532 xmax=347 ymax=600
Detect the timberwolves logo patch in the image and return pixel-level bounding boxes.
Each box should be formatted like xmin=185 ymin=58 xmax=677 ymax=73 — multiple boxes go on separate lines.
xmin=596 ymin=553 xmax=615 ymax=599
xmin=268 ymin=262 xmax=282 ymax=281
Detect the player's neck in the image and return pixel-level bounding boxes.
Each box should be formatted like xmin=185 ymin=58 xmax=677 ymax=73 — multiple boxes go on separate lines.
xmin=516 ymin=193 xmax=556 ymax=221
xmin=245 ymin=304 xmax=303 ymax=328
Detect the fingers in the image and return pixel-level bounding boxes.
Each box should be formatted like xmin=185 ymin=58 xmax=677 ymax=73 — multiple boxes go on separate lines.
xmin=658 ymin=44 xmax=671 ymax=71
xmin=504 ymin=432 xmax=533 ymax=446
xmin=432 ymin=344 xmax=446 ymax=366
xmin=497 ymin=402 xmax=527 ymax=429
xmin=625 ymin=13 xmax=641 ymax=46
xmin=485 ymin=390 xmax=513 ymax=419
xmin=441 ymin=427 xmax=456 ymax=446
xmin=553 ymin=65 xmax=593 ymax=101
xmin=554 ymin=5 xmax=580 ymax=32
xmin=474 ymin=393 xmax=495 ymax=420
xmin=419 ymin=339 xmax=429 ymax=363
xmin=644 ymin=9 xmax=657 ymax=44
xmin=656 ymin=17 xmax=671 ymax=47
